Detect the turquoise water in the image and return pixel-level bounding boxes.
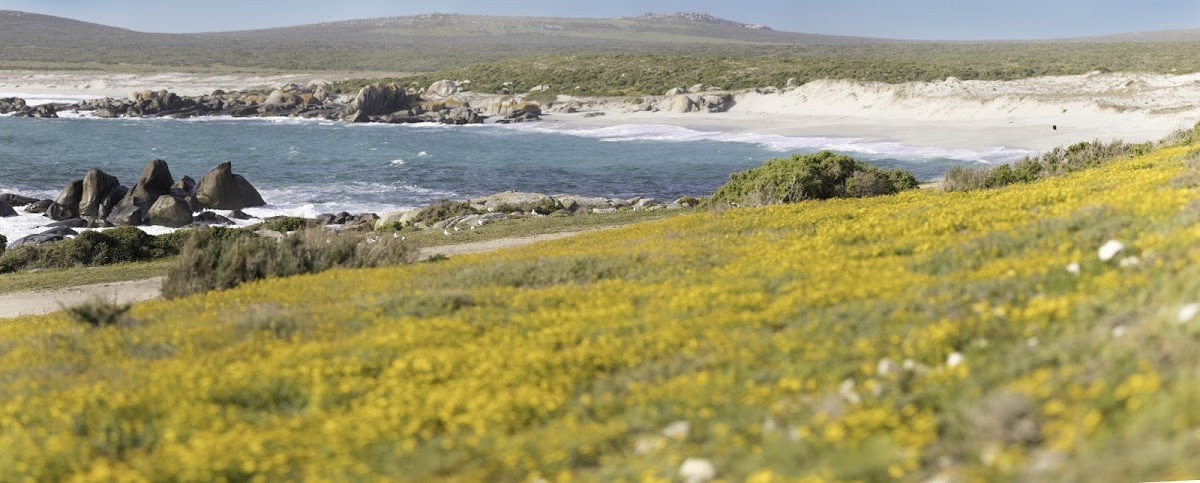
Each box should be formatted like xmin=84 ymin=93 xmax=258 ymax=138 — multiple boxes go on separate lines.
xmin=0 ymin=114 xmax=1024 ymax=240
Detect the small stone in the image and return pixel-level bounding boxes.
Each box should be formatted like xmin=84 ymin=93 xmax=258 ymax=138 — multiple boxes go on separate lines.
xmin=947 ymin=352 xmax=965 ymax=368
xmin=1066 ymin=262 xmax=1081 ymax=275
xmin=661 ymin=421 xmax=691 ymax=440
xmin=1098 ymin=240 xmax=1124 ymax=262
xmin=1112 ymin=326 xmax=1127 ymax=338
xmin=1178 ymin=303 xmax=1200 ymax=323
xmin=678 ymin=457 xmax=717 ymax=483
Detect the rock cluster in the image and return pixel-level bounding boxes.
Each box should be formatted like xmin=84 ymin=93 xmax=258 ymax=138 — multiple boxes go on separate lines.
xmin=34 ymin=159 xmax=264 ymax=228
xmin=2 ymin=79 xmax=543 ymax=126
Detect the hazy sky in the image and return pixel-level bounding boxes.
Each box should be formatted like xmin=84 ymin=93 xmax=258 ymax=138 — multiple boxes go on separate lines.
xmin=1 ymin=0 xmax=1197 ymax=40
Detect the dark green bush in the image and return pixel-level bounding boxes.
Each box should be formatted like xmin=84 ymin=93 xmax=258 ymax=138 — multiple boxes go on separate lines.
xmin=64 ymin=298 xmax=132 ymax=328
xmin=412 ymin=199 xmax=477 ymax=226
xmin=0 ymin=227 xmax=184 ymax=273
xmin=0 ymin=234 xmax=6 ymax=257
xmin=250 ymin=217 xmax=314 ymax=233
xmin=707 ymin=151 xmax=920 ymax=207
xmin=163 ymin=228 xmax=415 ymax=299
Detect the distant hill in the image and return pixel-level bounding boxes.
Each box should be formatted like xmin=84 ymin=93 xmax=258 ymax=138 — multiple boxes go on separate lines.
xmin=1 ymin=9 xmax=1199 ymax=83
xmin=0 ymin=10 xmax=886 ymax=72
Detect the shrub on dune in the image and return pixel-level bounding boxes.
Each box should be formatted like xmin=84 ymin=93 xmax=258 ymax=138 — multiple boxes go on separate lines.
xmin=707 ymin=150 xmax=919 ymax=207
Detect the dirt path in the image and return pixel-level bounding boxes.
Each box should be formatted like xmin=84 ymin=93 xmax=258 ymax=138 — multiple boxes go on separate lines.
xmin=0 ymin=277 xmax=165 ymax=319
xmin=0 ymin=228 xmax=607 ymax=319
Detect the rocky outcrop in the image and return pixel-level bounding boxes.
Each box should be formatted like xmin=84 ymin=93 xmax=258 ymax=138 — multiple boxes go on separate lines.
xmin=469 ymin=191 xmax=560 ymax=214
xmin=425 ymin=80 xmax=459 ymax=99
xmin=24 ymin=199 xmax=52 ymax=214
xmin=344 ymin=83 xmax=409 ymax=120
xmin=46 ymin=180 xmax=84 ymax=221
xmin=148 ymin=196 xmax=193 ymax=228
xmin=660 ymin=93 xmax=733 ymax=113
xmin=126 ymin=159 xmax=175 ymax=208
xmin=79 ymin=169 xmax=121 ymax=219
xmin=195 ymin=161 xmax=266 ymax=210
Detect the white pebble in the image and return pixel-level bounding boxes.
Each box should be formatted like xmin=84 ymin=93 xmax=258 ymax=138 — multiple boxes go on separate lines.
xmin=1112 ymin=326 xmax=1127 ymax=338
xmin=876 ymin=358 xmax=896 ymax=377
xmin=947 ymin=352 xmax=965 ymax=368
xmin=1118 ymin=256 xmax=1141 ymax=268
xmin=1098 ymin=240 xmax=1125 ymax=262
xmin=678 ymin=458 xmax=717 ymax=483
xmin=661 ymin=421 xmax=691 ymax=440
xmin=1066 ymin=262 xmax=1081 ymax=275
xmin=1179 ymin=303 xmax=1200 ymax=323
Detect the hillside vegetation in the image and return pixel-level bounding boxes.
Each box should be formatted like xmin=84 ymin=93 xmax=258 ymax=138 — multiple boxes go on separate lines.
xmin=2 ymin=137 xmax=1200 ymax=480
xmin=5 ymin=10 xmax=1200 ymax=86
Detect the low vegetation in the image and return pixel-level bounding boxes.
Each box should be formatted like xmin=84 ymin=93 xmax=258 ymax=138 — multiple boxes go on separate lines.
xmin=162 ymin=228 xmax=414 ymax=299
xmin=944 ymin=125 xmax=1200 ymax=191
xmin=3 ymin=135 xmax=1199 ymax=480
xmin=707 ymin=150 xmax=919 ymax=207
xmin=0 ymin=226 xmax=186 ymax=274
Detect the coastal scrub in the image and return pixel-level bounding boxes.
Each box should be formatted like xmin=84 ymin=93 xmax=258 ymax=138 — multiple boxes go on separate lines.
xmin=707 ymin=150 xmax=918 ymax=207
xmin=1 ymin=144 xmax=1199 ymax=480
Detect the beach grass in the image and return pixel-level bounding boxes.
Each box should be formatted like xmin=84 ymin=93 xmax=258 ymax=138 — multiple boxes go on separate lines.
xmin=0 ymin=259 xmax=173 ymax=295
xmin=2 ymin=140 xmax=1198 ymax=480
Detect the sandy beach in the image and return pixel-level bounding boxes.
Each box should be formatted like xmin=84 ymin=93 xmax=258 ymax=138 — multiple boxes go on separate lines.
xmin=3 ymin=69 xmax=1199 ymax=154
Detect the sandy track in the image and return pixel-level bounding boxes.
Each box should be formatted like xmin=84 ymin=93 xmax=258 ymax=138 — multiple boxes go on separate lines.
xmin=0 ymin=229 xmax=605 ymax=319
xmin=0 ymin=277 xmax=164 ymax=318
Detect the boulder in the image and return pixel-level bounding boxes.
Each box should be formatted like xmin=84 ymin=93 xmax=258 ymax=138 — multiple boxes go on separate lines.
xmin=675 ymin=196 xmax=701 ymax=207
xmin=47 ymin=180 xmax=84 ymax=221
xmin=79 ymin=169 xmax=121 ymax=218
xmin=425 ymin=80 xmax=459 ymax=99
xmin=127 ymin=159 xmax=175 ymax=207
xmin=786 ymin=77 xmax=800 ymax=88
xmin=688 ymin=83 xmax=706 ymax=93
xmin=24 ymin=199 xmax=52 ymax=214
xmin=700 ymin=94 xmax=733 ymax=113
xmin=106 ymin=197 xmax=146 ymax=226
xmin=195 ymin=162 xmax=266 ymax=210
xmin=40 ymin=226 xmax=78 ymax=237
xmin=194 ymin=211 xmax=234 ymax=226
xmin=171 ymin=175 xmax=196 ymax=197
xmin=553 ymin=194 xmax=613 ymax=213
xmin=47 ymin=218 xmax=88 ymax=228
xmin=469 ymin=191 xmax=559 ymax=214
xmin=665 ymin=87 xmax=686 ymax=96
xmin=375 ymin=209 xmax=420 ymax=229
xmin=148 ymin=196 xmax=194 ymax=228
xmin=229 ymin=209 xmax=255 ymax=220
xmin=661 ymin=95 xmax=699 ymax=113
xmin=0 ymin=200 xmax=16 ymax=217
xmin=345 ymin=83 xmax=408 ymax=119
xmin=0 ymin=193 xmax=38 ymax=206
xmin=9 ymin=233 xmax=65 ymax=248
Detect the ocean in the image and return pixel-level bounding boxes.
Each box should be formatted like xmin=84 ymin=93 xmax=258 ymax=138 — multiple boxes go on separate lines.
xmin=0 ymin=111 xmax=1034 ymax=243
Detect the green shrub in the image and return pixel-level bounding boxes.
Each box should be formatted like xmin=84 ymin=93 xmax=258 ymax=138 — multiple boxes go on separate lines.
xmin=249 ymin=217 xmax=314 ymax=233
xmin=0 ymin=234 xmax=6 ymax=257
xmin=707 ymin=151 xmax=920 ymax=207
xmin=413 ymin=199 xmax=477 ymax=226
xmin=0 ymin=227 xmax=185 ymax=273
xmin=64 ymin=298 xmax=132 ymax=328
xmin=163 ymin=228 xmax=415 ymax=299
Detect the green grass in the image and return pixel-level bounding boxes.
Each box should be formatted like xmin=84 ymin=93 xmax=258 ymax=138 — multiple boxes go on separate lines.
xmin=398 ymin=209 xmax=683 ymax=248
xmin=0 ymin=259 xmax=172 ymax=295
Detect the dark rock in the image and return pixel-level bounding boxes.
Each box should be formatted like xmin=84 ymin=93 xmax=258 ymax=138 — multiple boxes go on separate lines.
xmin=79 ymin=169 xmax=121 ymax=218
xmin=230 ymin=209 xmax=254 ymax=220
xmin=93 ymin=107 xmax=119 ymax=118
xmin=87 ymin=219 xmax=115 ymax=229
xmin=0 ymin=193 xmax=38 ymax=206
xmin=194 ymin=211 xmax=234 ymax=226
xmin=9 ymin=233 xmax=65 ymax=248
xmin=148 ymin=195 xmax=193 ymax=228
xmin=171 ymin=175 xmax=196 ymax=195
xmin=107 ymin=198 xmax=146 ymax=226
xmin=40 ymin=226 xmax=79 ymax=237
xmin=344 ymin=83 xmax=409 ymax=119
xmin=24 ymin=199 xmax=52 ymax=214
xmin=195 ymin=161 xmax=266 ymax=210
xmin=47 ymin=218 xmax=89 ymax=228
xmin=0 ymin=97 xmax=28 ymax=114
xmin=0 ymin=200 xmax=15 ymax=217
xmin=47 ymin=180 xmax=84 ymax=221
xmin=17 ymin=104 xmax=58 ymax=118
xmin=98 ymin=185 xmax=128 ymax=220
xmin=126 ymin=159 xmax=174 ymax=208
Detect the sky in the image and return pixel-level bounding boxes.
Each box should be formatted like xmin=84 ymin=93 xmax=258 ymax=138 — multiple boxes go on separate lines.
xmin=0 ymin=0 xmax=1197 ymax=40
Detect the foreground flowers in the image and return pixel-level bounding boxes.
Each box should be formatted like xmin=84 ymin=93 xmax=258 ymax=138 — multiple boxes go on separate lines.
xmin=1 ymin=145 xmax=1199 ymax=480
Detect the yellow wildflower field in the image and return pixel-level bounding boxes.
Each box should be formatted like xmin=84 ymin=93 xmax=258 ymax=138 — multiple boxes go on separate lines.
xmin=2 ymin=144 xmax=1200 ymax=481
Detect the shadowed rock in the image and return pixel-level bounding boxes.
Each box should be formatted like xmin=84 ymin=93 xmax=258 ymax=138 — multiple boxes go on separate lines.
xmin=0 ymin=200 xmax=16 ymax=217
xmin=148 ymin=195 xmax=193 ymax=228
xmin=195 ymin=161 xmax=266 ymax=210
xmin=79 ymin=169 xmax=121 ymax=218
xmin=46 ymin=180 xmax=84 ymax=221
xmin=126 ymin=159 xmax=175 ymax=208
